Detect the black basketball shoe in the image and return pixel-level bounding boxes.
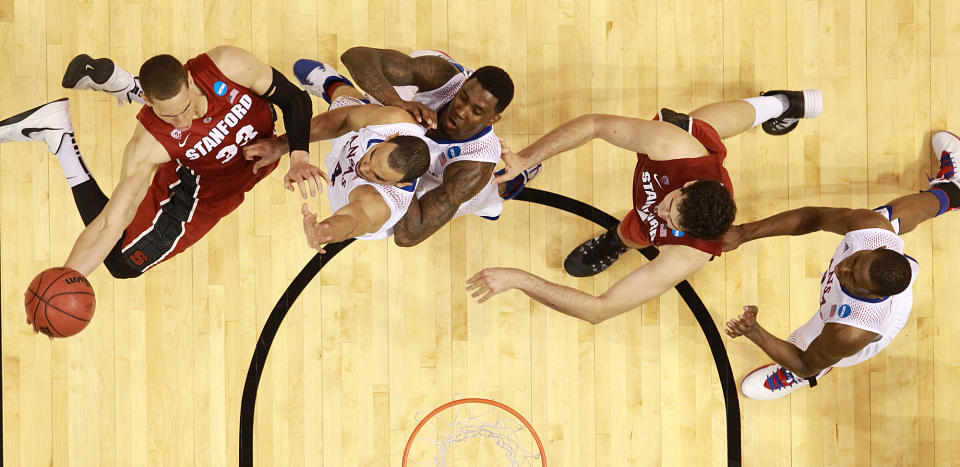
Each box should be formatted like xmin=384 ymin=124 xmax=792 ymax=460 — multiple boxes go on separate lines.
xmin=62 ymin=54 xmax=145 ymax=106
xmin=563 ymin=226 xmax=629 ymax=277
xmin=759 ymin=89 xmax=822 ymax=136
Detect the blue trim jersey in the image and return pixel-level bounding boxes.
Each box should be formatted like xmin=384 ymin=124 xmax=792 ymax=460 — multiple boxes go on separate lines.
xmin=787 ymin=228 xmax=918 ymax=367
xmin=365 ymin=51 xmax=504 ymax=220
xmin=325 ymin=122 xmax=427 ymax=240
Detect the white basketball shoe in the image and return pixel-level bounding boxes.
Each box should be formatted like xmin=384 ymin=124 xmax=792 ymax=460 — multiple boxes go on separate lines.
xmin=0 ymin=98 xmax=75 ymax=154
xmin=740 ymin=364 xmax=831 ymax=400
xmin=931 ymin=131 xmax=960 ymax=209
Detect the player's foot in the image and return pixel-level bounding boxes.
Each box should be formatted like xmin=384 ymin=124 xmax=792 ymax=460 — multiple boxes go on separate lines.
xmin=293 ymin=59 xmax=354 ymax=104
xmin=759 ymin=89 xmax=822 ymax=136
xmin=563 ymin=226 xmax=628 ymax=277
xmin=740 ymin=364 xmax=831 ymax=400
xmin=0 ymin=98 xmax=75 ymax=154
xmin=930 ymin=131 xmax=960 ymax=208
xmin=498 ymin=163 xmax=542 ymax=200
xmin=62 ymin=54 xmax=145 ymax=106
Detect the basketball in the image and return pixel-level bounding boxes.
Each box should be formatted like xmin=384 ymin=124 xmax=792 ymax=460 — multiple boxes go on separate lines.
xmin=23 ymin=267 xmax=96 ymax=338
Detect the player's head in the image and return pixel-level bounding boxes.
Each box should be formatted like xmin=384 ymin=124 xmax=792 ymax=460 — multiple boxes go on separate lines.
xmin=657 ymin=179 xmax=736 ymax=238
xmin=437 ymin=66 xmax=514 ymax=140
xmin=835 ymin=247 xmax=912 ymax=298
xmin=139 ymin=54 xmax=198 ymax=132
xmin=357 ymin=135 xmax=430 ymax=186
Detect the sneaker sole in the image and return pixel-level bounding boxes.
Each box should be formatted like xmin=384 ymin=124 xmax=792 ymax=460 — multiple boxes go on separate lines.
xmin=62 ymin=54 xmax=115 ymax=89
xmin=801 ymin=89 xmax=823 ymax=119
xmin=0 ymin=98 xmax=70 ymax=129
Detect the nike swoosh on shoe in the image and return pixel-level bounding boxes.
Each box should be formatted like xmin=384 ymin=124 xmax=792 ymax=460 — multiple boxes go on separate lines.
xmin=21 ymin=127 xmax=62 ymax=138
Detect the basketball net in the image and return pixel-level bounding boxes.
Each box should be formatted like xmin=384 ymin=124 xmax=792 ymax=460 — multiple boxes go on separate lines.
xmin=402 ymin=398 xmax=546 ymax=467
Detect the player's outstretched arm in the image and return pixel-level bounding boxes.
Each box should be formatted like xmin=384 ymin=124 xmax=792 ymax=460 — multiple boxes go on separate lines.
xmin=724 ymin=206 xmax=894 ymax=252
xmin=494 ymin=114 xmax=707 ymax=184
xmin=466 ymin=244 xmax=711 ymax=324
xmin=341 ymin=46 xmax=459 ymax=127
xmin=393 ymin=160 xmax=495 ymax=247
xmin=301 ymin=185 xmax=391 ymax=253
xmin=725 ymin=306 xmax=877 ymax=378
xmin=63 ymin=125 xmax=169 ymax=276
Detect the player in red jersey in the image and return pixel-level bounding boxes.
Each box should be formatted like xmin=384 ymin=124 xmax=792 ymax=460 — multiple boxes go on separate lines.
xmin=0 ymin=46 xmax=315 ymax=278
xmin=466 ymin=91 xmax=823 ymax=324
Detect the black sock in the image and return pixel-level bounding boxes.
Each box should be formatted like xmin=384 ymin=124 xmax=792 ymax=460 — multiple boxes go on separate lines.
xmin=932 ymin=181 xmax=960 ymax=209
xmin=602 ymin=225 xmax=628 ymax=251
xmin=70 ymin=179 xmax=109 ymax=226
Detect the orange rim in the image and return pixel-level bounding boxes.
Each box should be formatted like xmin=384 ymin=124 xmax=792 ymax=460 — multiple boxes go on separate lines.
xmin=401 ymin=397 xmax=546 ymax=466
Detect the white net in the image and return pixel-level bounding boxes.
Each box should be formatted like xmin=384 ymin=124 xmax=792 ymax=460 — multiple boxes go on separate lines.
xmin=404 ymin=399 xmax=545 ymax=467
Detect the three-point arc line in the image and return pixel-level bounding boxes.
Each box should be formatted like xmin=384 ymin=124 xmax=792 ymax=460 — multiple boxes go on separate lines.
xmin=233 ymin=187 xmax=742 ymax=466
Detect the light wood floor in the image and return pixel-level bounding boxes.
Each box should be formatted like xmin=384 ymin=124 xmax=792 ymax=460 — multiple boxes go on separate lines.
xmin=3 ymin=0 xmax=960 ymax=465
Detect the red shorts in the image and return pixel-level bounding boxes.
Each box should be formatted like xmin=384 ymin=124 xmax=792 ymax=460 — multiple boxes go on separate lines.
xmin=119 ymin=159 xmax=278 ymax=273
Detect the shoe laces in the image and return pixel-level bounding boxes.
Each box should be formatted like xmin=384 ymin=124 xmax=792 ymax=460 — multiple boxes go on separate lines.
xmin=576 ymin=232 xmax=627 ymax=270
xmin=937 ymin=150 xmax=957 ymax=179
xmin=764 ymin=367 xmax=802 ymax=391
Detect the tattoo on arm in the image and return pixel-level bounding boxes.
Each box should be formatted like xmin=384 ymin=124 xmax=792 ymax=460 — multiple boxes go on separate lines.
xmin=393 ymin=161 xmax=495 ymax=246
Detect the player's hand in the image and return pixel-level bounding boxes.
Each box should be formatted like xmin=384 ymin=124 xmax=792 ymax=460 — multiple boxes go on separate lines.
xmin=243 ymin=137 xmax=288 ymax=174
xmin=465 ymin=267 xmax=527 ymax=303
xmin=25 ymin=314 xmax=54 ymax=340
xmin=492 ymin=138 xmax=535 ymax=185
xmin=395 ymin=100 xmax=437 ymax=130
xmin=286 ymin=151 xmax=331 ymax=199
xmin=301 ymin=203 xmax=333 ymax=253
xmin=722 ymin=224 xmax=747 ymax=252
xmin=725 ymin=305 xmax=760 ymax=338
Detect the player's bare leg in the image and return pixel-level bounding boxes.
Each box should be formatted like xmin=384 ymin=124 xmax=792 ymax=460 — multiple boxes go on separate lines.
xmin=689 ymin=89 xmax=823 ymax=139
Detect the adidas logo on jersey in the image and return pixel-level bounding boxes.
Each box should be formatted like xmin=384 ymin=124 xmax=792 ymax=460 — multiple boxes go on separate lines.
xmin=184 ymin=93 xmax=254 ymax=160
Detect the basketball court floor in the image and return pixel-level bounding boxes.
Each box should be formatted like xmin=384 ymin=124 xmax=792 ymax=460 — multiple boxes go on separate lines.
xmin=2 ymin=0 xmax=960 ymax=465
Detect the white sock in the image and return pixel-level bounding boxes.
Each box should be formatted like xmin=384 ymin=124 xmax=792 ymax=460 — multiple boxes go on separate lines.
xmin=104 ymin=65 xmax=146 ymax=106
xmin=54 ymin=133 xmax=92 ymax=187
xmin=742 ymin=95 xmax=789 ymax=128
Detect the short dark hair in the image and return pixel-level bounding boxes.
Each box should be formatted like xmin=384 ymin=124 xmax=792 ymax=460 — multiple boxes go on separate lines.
xmin=676 ymin=180 xmax=737 ymax=239
xmin=386 ymin=135 xmax=430 ymax=183
xmin=467 ymin=66 xmax=514 ymax=113
xmin=868 ymin=248 xmax=912 ymax=296
xmin=139 ymin=54 xmax=188 ymax=101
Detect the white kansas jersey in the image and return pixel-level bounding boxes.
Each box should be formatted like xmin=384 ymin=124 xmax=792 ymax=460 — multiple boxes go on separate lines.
xmin=367 ymin=50 xmax=505 ymax=219
xmin=325 ymin=122 xmax=427 ymax=240
xmin=787 ymin=228 xmax=919 ymax=367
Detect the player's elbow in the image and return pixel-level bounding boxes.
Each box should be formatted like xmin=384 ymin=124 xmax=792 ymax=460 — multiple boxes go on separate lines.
xmin=393 ymin=230 xmax=425 ymax=248
xmin=341 ymin=47 xmax=373 ymax=69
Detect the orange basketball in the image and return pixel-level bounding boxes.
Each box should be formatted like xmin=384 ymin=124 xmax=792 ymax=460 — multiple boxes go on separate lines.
xmin=24 ymin=267 xmax=96 ymax=338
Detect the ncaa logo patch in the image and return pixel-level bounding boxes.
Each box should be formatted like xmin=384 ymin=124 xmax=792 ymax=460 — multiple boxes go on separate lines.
xmin=447 ymin=146 xmax=462 ymax=158
xmin=837 ymin=304 xmax=852 ymax=318
xmin=672 ymin=229 xmax=685 ymax=237
xmin=213 ymin=81 xmax=228 ymax=96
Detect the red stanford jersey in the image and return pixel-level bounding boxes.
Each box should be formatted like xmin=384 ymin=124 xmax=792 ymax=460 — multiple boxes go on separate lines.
xmin=136 ymin=53 xmax=277 ymax=206
xmin=621 ymin=113 xmax=733 ymax=256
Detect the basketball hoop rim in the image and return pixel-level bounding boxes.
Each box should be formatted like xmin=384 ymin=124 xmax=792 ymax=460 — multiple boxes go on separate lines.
xmin=401 ymin=397 xmax=547 ymax=466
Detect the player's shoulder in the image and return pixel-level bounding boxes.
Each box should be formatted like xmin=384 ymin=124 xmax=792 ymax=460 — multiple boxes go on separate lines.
xmin=126 ymin=123 xmax=171 ymax=164
xmin=363 ymin=105 xmax=420 ymax=127
xmin=841 ymin=208 xmax=896 ymax=234
xmin=205 ymin=45 xmax=252 ymax=66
